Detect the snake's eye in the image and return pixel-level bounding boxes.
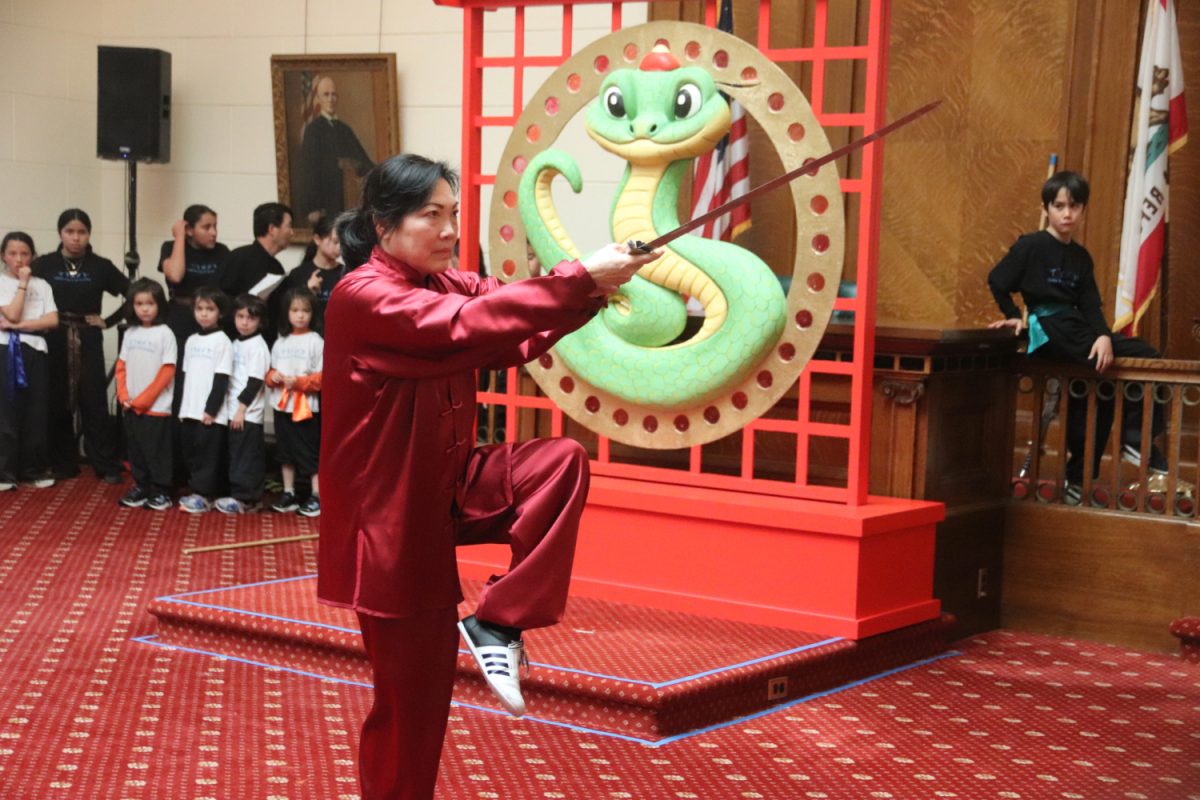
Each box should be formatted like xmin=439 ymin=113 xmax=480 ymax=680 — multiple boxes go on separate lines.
xmin=674 ymin=83 xmax=702 ymax=119
xmin=604 ymin=86 xmax=626 ymax=119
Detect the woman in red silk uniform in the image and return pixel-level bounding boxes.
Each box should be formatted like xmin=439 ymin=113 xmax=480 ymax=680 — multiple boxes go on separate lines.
xmin=318 ymin=154 xmax=659 ymax=800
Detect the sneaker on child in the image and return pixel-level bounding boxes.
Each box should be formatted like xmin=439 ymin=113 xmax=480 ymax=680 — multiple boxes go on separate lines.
xmin=215 ymin=497 xmax=256 ymax=514
xmin=120 ymin=486 xmax=149 ymax=508
xmin=30 ymin=478 xmax=55 ymax=489
xmin=0 ymin=482 xmax=15 ymax=492
xmin=457 ymin=615 xmax=528 ymax=717
xmin=271 ymin=492 xmax=299 ymax=513
xmin=179 ymin=494 xmax=212 ymax=514
xmin=145 ymin=492 xmax=172 ymax=511
xmin=1121 ymin=443 xmax=1170 ymax=474
xmin=297 ymin=496 xmax=321 ymax=517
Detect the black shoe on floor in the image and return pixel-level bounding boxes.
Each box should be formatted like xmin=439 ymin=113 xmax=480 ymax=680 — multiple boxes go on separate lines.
xmin=272 ymin=492 xmax=299 ymax=513
xmin=120 ymin=486 xmax=149 ymax=508
xmin=297 ymin=496 xmax=321 ymax=517
xmin=145 ymin=492 xmax=172 ymax=511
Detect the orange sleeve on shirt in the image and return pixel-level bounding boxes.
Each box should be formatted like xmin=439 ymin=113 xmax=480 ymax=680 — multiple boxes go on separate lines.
xmin=115 ymin=360 xmax=129 ymax=405
xmin=293 ymin=372 xmax=322 ymax=393
xmin=130 ymin=364 xmax=176 ymax=414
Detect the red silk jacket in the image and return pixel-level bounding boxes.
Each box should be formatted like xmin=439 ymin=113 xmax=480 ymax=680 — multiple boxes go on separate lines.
xmin=317 ymin=246 xmax=601 ymax=617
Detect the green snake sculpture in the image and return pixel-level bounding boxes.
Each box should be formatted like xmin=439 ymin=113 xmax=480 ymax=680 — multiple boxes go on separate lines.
xmin=518 ymin=46 xmax=787 ymax=411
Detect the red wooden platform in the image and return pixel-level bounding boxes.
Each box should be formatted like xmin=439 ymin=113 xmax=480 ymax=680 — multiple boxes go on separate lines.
xmin=145 ymin=574 xmax=952 ymax=743
xmin=460 ymin=476 xmax=945 ymax=639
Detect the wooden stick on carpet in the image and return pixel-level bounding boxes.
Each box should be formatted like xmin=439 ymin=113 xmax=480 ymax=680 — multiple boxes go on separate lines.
xmin=183 ymin=534 xmax=318 ymax=555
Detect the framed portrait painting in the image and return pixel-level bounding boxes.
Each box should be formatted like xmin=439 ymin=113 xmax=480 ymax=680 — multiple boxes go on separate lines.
xmin=271 ymin=53 xmax=400 ymax=243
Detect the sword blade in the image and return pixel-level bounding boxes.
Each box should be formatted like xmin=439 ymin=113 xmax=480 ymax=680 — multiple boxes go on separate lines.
xmin=629 ymin=99 xmax=941 ymax=253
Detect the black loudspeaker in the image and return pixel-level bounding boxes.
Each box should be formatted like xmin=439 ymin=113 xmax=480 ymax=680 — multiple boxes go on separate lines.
xmin=97 ymin=46 xmax=171 ymax=163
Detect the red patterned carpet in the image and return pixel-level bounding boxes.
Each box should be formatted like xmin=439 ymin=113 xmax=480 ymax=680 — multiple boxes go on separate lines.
xmin=1 ymin=478 xmax=1198 ymax=799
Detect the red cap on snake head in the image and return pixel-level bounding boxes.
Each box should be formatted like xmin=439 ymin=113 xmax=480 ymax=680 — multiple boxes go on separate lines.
xmin=639 ymin=44 xmax=680 ymax=72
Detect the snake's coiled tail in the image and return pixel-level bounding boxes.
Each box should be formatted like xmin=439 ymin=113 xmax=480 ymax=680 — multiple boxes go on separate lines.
xmin=519 ymin=151 xmax=786 ymax=411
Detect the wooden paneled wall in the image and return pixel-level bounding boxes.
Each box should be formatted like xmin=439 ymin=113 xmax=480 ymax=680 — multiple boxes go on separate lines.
xmin=650 ymin=0 xmax=1198 ymax=356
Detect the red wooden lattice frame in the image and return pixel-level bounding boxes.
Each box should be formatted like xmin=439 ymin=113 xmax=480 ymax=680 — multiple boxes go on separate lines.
xmin=438 ymin=0 xmax=891 ymax=507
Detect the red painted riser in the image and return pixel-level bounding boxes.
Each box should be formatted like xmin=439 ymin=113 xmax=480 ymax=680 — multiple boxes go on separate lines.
xmin=460 ymin=475 xmax=945 ymax=640
xmin=147 ymin=577 xmax=951 ymax=741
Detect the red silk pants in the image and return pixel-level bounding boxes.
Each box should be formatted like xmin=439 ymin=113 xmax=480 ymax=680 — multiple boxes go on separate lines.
xmin=357 ymin=438 xmax=588 ymax=800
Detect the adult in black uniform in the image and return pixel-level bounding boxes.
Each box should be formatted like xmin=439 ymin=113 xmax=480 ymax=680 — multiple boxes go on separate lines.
xmin=296 ymin=75 xmax=374 ymax=225
xmin=988 ymin=171 xmax=1170 ymax=501
xmin=159 ymin=204 xmax=231 ymax=352
xmin=220 ymin=203 xmax=294 ymax=343
xmin=32 ymin=209 xmax=127 ymax=481
xmin=279 ymin=213 xmax=344 ymax=328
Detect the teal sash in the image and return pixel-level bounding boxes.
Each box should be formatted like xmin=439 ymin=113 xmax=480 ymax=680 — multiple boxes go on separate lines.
xmin=1026 ymin=303 xmax=1072 ymax=354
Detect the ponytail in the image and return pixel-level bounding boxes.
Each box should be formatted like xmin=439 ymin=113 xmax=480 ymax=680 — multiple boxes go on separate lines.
xmin=335 ymin=210 xmax=376 ymax=270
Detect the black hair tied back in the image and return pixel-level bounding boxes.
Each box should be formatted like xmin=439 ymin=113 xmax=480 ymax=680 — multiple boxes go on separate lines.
xmin=336 ymin=154 xmax=459 ymax=270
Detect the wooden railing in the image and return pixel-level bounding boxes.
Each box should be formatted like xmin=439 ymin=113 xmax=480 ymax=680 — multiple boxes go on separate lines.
xmin=1010 ymin=357 xmax=1200 ymax=517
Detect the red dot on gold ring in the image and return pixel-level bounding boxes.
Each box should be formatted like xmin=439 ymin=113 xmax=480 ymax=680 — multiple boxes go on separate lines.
xmin=674 ymin=415 xmax=689 ymax=432
xmin=704 ymin=406 xmax=720 ymax=424
xmin=643 ymin=415 xmax=658 ymax=433
xmin=613 ymin=408 xmax=628 ymax=426
xmin=539 ymin=354 xmax=553 ymax=369
xmin=732 ymin=392 xmax=748 ymax=410
xmin=585 ymin=396 xmax=600 ymax=413
xmin=559 ymin=376 xmax=575 ymax=393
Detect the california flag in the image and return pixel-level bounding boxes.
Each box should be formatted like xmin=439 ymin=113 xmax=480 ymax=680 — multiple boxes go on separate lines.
xmin=1115 ymin=0 xmax=1188 ymax=335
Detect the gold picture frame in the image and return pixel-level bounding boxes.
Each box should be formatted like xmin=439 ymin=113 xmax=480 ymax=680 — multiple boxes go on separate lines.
xmin=270 ymin=53 xmax=400 ymax=244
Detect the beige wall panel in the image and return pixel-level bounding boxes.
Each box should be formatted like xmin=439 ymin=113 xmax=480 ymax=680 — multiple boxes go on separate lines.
xmin=0 ymin=92 xmax=12 ymax=161
xmin=0 ymin=22 xmax=72 ymax=98
xmin=99 ymin=0 xmax=237 ymax=39
xmin=228 ymin=105 xmax=277 ymax=175
xmin=304 ymin=0 xmax=383 ymax=36
xmin=0 ymin=159 xmax=67 ymax=230
xmin=166 ymin=104 xmax=233 ymax=174
xmin=13 ymin=0 xmax=99 ymax=35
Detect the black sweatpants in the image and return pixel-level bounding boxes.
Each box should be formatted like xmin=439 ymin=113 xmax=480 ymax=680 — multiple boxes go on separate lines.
xmin=0 ymin=343 xmax=50 ymax=483
xmin=180 ymin=419 xmax=227 ymax=497
xmin=228 ymin=422 xmax=265 ymax=503
xmin=274 ymin=413 xmax=321 ymax=478
xmin=45 ymin=326 xmax=120 ymax=477
xmin=1037 ymin=330 xmax=1164 ymax=482
xmin=125 ymin=411 xmax=172 ymax=493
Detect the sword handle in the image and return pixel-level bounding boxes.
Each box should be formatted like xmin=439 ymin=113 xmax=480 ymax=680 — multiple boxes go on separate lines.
xmin=626 ymin=240 xmax=654 ymax=254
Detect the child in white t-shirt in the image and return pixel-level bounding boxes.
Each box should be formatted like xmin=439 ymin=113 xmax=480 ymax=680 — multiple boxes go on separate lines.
xmin=215 ymin=294 xmax=270 ymax=514
xmin=267 ymin=288 xmax=323 ymax=517
xmin=116 ymin=279 xmax=177 ymax=511
xmin=178 ymin=285 xmax=232 ymax=513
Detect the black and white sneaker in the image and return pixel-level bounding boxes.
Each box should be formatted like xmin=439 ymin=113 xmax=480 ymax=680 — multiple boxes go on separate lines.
xmin=272 ymin=492 xmax=299 ymax=513
xmin=297 ymin=496 xmax=321 ymax=517
xmin=120 ymin=486 xmax=149 ymax=508
xmin=145 ymin=492 xmax=173 ymax=511
xmin=1122 ymin=443 xmax=1169 ymax=474
xmin=458 ymin=615 xmax=527 ymax=717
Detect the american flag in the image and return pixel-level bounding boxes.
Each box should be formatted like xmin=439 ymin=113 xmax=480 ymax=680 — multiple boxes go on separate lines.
xmin=690 ymin=0 xmax=751 ymax=241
